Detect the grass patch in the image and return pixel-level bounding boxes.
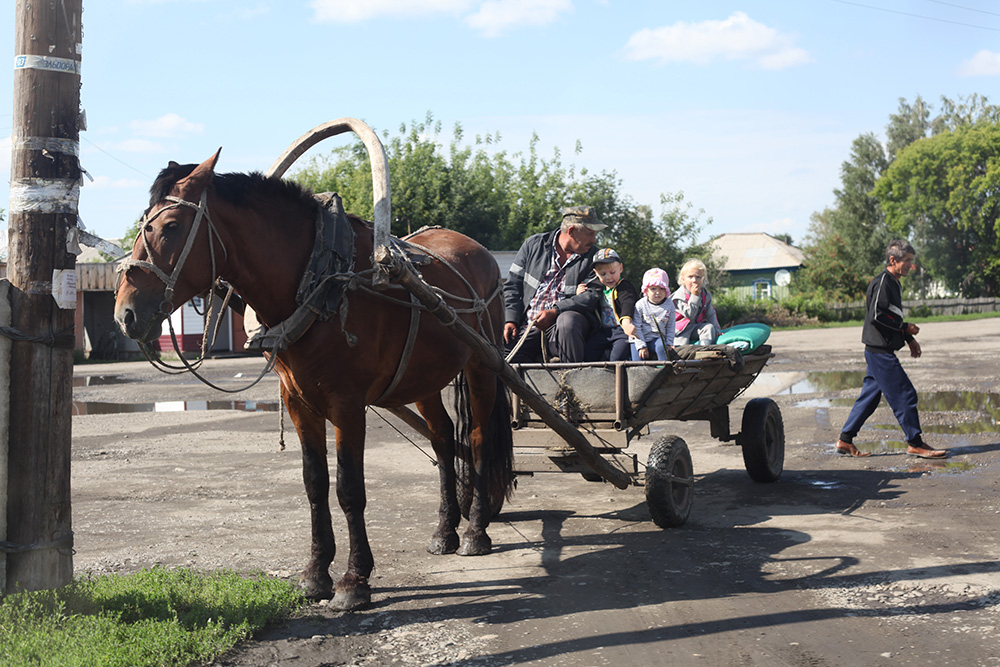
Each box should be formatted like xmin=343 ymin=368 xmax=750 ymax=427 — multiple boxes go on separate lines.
xmin=0 ymin=567 xmax=304 ymax=667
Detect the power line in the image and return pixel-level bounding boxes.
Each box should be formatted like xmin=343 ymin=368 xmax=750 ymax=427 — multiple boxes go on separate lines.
xmin=80 ymin=135 xmax=152 ymax=178
xmin=924 ymin=0 xmax=1000 ymax=19
xmin=831 ymin=0 xmax=1000 ymax=31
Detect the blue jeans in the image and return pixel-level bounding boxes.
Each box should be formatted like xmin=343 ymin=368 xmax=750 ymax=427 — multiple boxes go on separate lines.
xmin=584 ymin=326 xmax=631 ymax=361
xmin=840 ymin=349 xmax=922 ymax=445
xmin=631 ymin=338 xmax=667 ymax=361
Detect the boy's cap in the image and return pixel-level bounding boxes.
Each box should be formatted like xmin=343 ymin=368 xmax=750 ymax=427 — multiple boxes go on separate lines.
xmin=593 ymin=248 xmax=622 ymax=264
xmin=561 ymin=205 xmax=607 ymax=231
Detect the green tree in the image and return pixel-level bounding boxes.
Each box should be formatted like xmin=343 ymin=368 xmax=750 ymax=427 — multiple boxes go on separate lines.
xmin=874 ymin=122 xmax=1000 ymax=296
xmin=288 ymin=114 xmax=723 ymax=294
xmin=792 ymin=217 xmax=872 ymax=301
xmin=802 ymin=94 xmax=1000 ymax=299
xmin=605 ymin=191 xmax=720 ymax=288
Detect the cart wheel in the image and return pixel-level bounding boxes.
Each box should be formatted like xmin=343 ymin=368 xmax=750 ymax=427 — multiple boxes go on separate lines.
xmin=740 ymin=398 xmax=784 ymax=482
xmin=645 ymin=435 xmax=694 ymax=528
xmin=456 ymin=454 xmax=505 ymax=521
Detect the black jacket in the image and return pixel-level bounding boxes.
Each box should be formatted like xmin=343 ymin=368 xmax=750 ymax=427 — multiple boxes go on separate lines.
xmin=503 ymin=229 xmax=597 ymax=326
xmin=862 ymin=269 xmax=914 ymax=353
xmin=578 ymin=276 xmax=639 ymax=329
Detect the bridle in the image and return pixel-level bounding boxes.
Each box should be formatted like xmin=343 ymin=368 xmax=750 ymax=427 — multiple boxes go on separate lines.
xmin=115 ymin=188 xmax=228 ymax=315
xmin=114 ymin=187 xmax=272 ymax=389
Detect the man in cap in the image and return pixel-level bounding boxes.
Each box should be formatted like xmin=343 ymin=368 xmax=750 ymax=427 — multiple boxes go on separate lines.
xmin=503 ymin=205 xmax=605 ymax=363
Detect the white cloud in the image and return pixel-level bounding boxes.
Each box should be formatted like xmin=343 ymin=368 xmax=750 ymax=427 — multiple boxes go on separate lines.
xmin=621 ymin=11 xmax=811 ymax=70
xmin=129 ymin=113 xmax=204 ymax=138
xmin=310 ymin=0 xmax=471 ymax=23
xmin=957 ymin=49 xmax=1000 ymax=77
xmin=465 ymin=0 xmax=572 ymax=38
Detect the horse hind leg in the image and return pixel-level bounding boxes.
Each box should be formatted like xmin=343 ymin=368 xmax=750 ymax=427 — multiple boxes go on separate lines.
xmin=455 ymin=366 xmax=515 ymax=556
xmin=330 ymin=410 xmax=376 ymax=611
xmin=284 ymin=393 xmax=336 ymax=600
xmin=415 ymin=394 xmax=461 ymax=555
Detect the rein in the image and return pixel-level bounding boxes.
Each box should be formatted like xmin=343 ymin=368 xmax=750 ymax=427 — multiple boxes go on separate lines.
xmin=117 ymin=188 xmax=278 ymax=393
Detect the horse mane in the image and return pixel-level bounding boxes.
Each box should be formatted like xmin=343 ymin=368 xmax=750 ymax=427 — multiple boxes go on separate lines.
xmin=149 ymin=162 xmax=318 ymax=216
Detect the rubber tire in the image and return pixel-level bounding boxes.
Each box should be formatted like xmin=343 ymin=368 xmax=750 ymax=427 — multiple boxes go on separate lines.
xmin=645 ymin=435 xmax=694 ymax=528
xmin=456 ymin=454 xmax=505 ymax=521
xmin=740 ymin=397 xmax=785 ymax=483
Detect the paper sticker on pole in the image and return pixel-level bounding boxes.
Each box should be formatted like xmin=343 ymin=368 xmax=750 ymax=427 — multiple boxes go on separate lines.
xmin=52 ymin=269 xmax=77 ymax=310
xmin=14 ymin=54 xmax=81 ymax=75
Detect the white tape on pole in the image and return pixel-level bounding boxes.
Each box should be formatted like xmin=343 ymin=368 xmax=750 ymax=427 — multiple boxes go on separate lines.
xmin=8 ymin=179 xmax=80 ymax=215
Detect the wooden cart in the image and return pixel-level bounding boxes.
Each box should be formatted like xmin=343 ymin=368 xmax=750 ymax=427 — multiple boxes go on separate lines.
xmin=507 ymin=347 xmax=783 ymax=527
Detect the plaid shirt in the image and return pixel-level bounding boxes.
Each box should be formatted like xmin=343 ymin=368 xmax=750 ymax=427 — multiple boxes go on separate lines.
xmin=526 ymin=242 xmax=579 ymax=326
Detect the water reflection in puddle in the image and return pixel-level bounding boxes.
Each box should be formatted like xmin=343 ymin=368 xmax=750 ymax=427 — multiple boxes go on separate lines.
xmin=799 ymin=478 xmax=845 ymax=489
xmin=73 ymin=400 xmax=280 ymax=416
xmin=778 ymin=378 xmax=1000 ymax=435
xmin=747 ymin=371 xmax=866 ymax=398
xmin=73 ymin=375 xmax=137 ymax=387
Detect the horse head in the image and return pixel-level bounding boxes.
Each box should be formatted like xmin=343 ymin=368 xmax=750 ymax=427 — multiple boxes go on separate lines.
xmin=114 ymin=149 xmax=225 ymax=342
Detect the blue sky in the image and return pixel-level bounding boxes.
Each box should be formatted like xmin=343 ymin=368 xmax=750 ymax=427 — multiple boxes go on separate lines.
xmin=2 ymin=0 xmax=999 ymax=253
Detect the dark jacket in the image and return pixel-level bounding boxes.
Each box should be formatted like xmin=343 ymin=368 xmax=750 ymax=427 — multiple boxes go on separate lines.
xmin=862 ymin=269 xmax=914 ymax=353
xmin=580 ymin=276 xmax=639 ymax=329
xmin=503 ymin=229 xmax=597 ymax=326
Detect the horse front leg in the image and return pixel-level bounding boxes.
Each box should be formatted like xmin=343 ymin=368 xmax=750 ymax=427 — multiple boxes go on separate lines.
xmin=330 ymin=411 xmax=374 ymax=610
xmin=284 ymin=393 xmax=335 ymax=600
xmin=415 ymin=394 xmax=460 ymax=555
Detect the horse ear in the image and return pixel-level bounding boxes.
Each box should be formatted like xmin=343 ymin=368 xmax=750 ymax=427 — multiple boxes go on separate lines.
xmin=206 ymin=147 xmax=222 ymax=171
xmin=180 ymin=148 xmax=223 ymax=191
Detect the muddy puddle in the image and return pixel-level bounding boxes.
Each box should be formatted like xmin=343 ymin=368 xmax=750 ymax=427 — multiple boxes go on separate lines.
xmin=73 ymin=399 xmax=280 ymax=416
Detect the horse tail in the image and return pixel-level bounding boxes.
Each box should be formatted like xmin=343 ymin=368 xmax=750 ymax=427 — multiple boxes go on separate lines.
xmin=487 ymin=376 xmax=516 ymax=502
xmin=452 ymin=371 xmax=516 ymax=506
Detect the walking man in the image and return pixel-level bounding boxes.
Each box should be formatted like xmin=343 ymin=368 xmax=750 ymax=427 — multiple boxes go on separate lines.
xmin=835 ymin=239 xmax=947 ymax=459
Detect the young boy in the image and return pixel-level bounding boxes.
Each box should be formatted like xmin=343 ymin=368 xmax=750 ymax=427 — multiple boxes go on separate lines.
xmin=631 ymin=267 xmax=675 ymax=361
xmin=581 ymin=248 xmax=639 ymax=361
xmin=673 ymin=258 xmax=721 ymax=345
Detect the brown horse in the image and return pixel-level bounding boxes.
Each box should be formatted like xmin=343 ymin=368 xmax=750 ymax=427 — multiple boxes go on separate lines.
xmin=114 ymin=150 xmax=514 ymax=610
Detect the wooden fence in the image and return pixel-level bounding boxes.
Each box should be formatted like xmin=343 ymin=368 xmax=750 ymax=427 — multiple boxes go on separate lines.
xmin=825 ymin=297 xmax=1000 ymax=321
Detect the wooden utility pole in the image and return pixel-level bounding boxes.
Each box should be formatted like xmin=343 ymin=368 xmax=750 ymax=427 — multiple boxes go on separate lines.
xmin=4 ymin=0 xmax=83 ymax=592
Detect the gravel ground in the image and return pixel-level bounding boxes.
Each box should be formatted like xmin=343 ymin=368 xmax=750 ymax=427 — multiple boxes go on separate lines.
xmin=69 ymin=318 xmax=1000 ymax=666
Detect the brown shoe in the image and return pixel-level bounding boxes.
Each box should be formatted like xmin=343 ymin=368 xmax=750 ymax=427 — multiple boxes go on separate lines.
xmin=835 ymin=440 xmax=871 ymax=457
xmin=907 ymin=444 xmax=947 ymax=459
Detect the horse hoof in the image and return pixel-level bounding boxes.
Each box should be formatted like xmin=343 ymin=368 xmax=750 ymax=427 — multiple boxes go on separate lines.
xmin=427 ymin=533 xmax=460 ymax=555
xmin=330 ymin=582 xmax=371 ymax=611
xmin=299 ymin=574 xmax=333 ymax=601
xmin=457 ymin=534 xmax=492 ymax=556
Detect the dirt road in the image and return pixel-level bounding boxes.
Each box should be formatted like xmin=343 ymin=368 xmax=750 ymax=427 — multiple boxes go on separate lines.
xmin=70 ymin=319 xmax=1000 ymax=666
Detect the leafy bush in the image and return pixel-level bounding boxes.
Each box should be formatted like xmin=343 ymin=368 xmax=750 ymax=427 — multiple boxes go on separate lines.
xmin=714 ymin=292 xmax=822 ymax=327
